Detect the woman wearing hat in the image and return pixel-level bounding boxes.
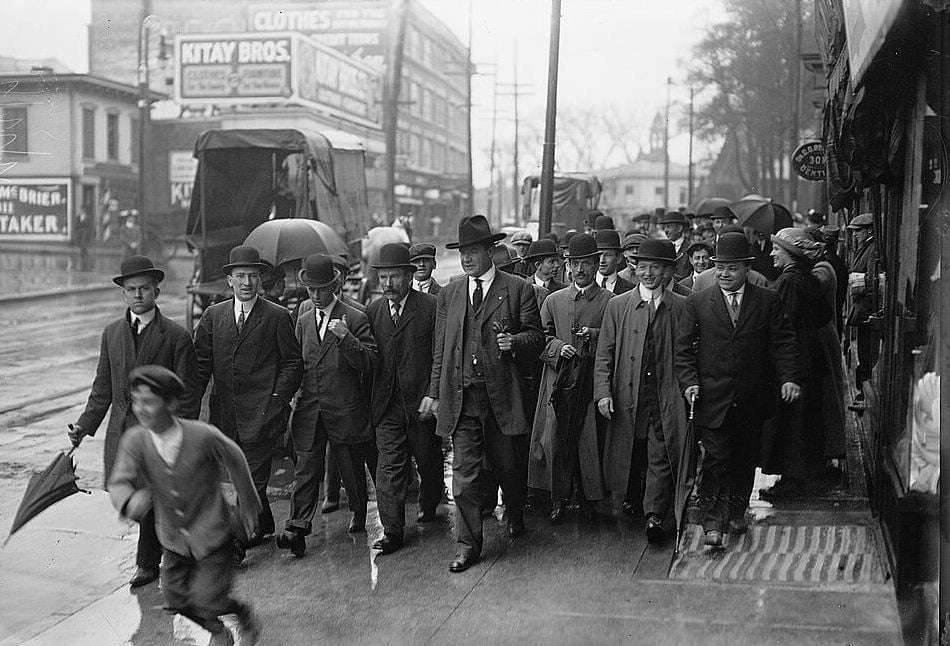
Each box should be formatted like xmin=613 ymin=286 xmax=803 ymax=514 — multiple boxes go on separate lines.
xmin=759 ymin=229 xmax=835 ymax=501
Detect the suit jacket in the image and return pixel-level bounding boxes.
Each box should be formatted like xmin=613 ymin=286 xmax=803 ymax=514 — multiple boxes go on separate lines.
xmin=678 ymin=273 xmax=696 ymax=291
xmin=673 ymin=250 xmax=692 ymax=282
xmin=599 ymin=275 xmax=635 ymax=295
xmin=292 ymin=299 xmax=376 ymax=446
xmin=545 ymin=277 xmax=567 ymax=293
xmin=675 ymin=283 xmax=801 ymax=429
xmin=296 ymin=293 xmax=365 ymax=320
xmin=365 ymin=290 xmax=437 ymax=426
xmin=108 ymin=418 xmax=261 ymax=560
xmin=194 ymin=297 xmax=303 ymax=444
xmin=428 ymin=271 xmax=544 ymax=438
xmin=78 ymin=307 xmax=199 ymax=485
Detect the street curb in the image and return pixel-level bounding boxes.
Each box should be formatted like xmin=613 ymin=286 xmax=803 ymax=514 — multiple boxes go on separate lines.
xmin=0 ymin=282 xmax=114 ymax=305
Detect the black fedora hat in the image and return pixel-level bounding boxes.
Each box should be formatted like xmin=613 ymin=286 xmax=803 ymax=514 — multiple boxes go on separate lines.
xmin=594 ymin=229 xmax=621 ymax=251
xmin=658 ymin=210 xmax=688 ymax=226
xmin=446 ymin=215 xmax=506 ymax=249
xmin=298 ymin=254 xmax=339 ymax=288
xmin=523 ymin=239 xmax=559 ymax=261
xmin=564 ymin=233 xmax=600 ymax=259
xmin=711 ymin=205 xmax=737 ymax=221
xmin=372 ymin=243 xmax=417 ymax=271
xmin=632 ymin=238 xmax=676 ymax=263
xmin=129 ymin=364 xmax=185 ymax=401
xmin=222 ymin=245 xmax=269 ymax=274
xmin=113 ymin=255 xmax=165 ymax=286
xmin=711 ymin=232 xmax=754 ymax=262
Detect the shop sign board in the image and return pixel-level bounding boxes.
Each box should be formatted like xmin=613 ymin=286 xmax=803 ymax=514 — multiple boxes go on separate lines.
xmin=0 ymin=179 xmax=71 ymax=241
xmin=841 ymin=0 xmax=902 ymax=85
xmin=792 ymin=142 xmax=827 ymax=181
xmin=169 ymin=151 xmax=198 ymax=210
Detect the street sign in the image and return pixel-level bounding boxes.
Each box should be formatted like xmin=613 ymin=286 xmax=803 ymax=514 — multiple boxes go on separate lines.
xmin=793 ymin=141 xmax=827 ymax=182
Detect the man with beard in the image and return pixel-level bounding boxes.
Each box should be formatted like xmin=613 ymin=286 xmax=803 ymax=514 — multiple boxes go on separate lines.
xmin=366 ymin=244 xmax=442 ymax=555
xmin=595 ymin=239 xmax=688 ymax=541
xmin=529 ymin=234 xmax=611 ymax=524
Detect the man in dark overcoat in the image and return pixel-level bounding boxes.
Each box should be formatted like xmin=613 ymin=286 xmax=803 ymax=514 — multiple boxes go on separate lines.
xmin=279 ymin=254 xmax=378 ymax=556
xmin=193 ymin=245 xmax=303 ymax=556
xmin=675 ymin=233 xmax=801 ymax=547
xmin=846 ymin=213 xmax=879 ymax=401
xmin=528 ymin=234 xmax=610 ymax=523
xmin=594 ymin=240 xmax=688 ymax=541
xmin=69 ymin=255 xmax=199 ymax=588
xmin=366 ymin=244 xmax=442 ymax=555
xmin=422 ymin=215 xmax=544 ymax=573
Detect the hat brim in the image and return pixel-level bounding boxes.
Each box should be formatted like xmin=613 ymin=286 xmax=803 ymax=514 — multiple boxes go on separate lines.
xmin=409 ymin=254 xmax=436 ymax=262
xmin=710 ymin=255 xmax=755 ymax=263
xmin=222 ymin=261 xmax=270 ymax=274
xmin=630 ymin=254 xmax=675 ymax=263
xmin=846 ymin=224 xmax=871 ymax=230
xmin=112 ymin=268 xmax=165 ymax=286
xmin=595 ymin=244 xmax=620 ymax=251
xmin=445 ymin=232 xmax=506 ymax=249
xmin=297 ymin=267 xmax=340 ymax=288
xmin=523 ymin=251 xmax=559 ymax=262
xmin=372 ymin=262 xmax=417 ymax=271
xmin=564 ymin=251 xmax=600 ymax=260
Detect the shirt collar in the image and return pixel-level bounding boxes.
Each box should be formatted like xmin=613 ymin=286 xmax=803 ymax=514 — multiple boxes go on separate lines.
xmin=570 ymin=282 xmax=597 ymax=300
xmin=234 ymin=295 xmax=258 ymax=316
xmin=637 ymin=282 xmax=664 ymax=304
xmin=413 ymin=278 xmax=431 ymax=290
xmin=721 ymin=284 xmax=746 ymax=299
xmin=475 ymin=264 xmax=496 ymax=284
xmin=389 ymin=292 xmax=410 ymax=311
xmin=130 ymin=307 xmax=156 ymax=327
xmin=533 ymin=274 xmax=547 ymax=288
xmin=317 ymin=295 xmax=338 ymax=316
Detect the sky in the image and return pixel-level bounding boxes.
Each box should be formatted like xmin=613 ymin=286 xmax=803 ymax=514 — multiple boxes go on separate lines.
xmin=0 ymin=0 xmax=725 ymax=185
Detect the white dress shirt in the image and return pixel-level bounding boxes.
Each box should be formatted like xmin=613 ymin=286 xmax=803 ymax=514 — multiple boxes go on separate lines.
xmin=389 ymin=293 xmax=409 ymax=322
xmin=534 ymin=274 xmax=547 ymax=288
xmin=720 ymin=284 xmax=746 ymax=310
xmin=468 ymin=264 xmax=497 ymax=306
xmin=316 ymin=295 xmax=338 ymax=341
xmin=148 ymin=420 xmax=183 ymax=467
xmin=233 ymin=295 xmax=259 ymax=325
xmin=129 ymin=307 xmax=156 ymax=334
xmin=672 ymin=237 xmax=685 ymax=254
xmin=598 ymin=271 xmax=618 ymax=293
xmin=638 ymin=282 xmax=664 ymax=306
xmin=413 ymin=278 xmax=433 ymax=293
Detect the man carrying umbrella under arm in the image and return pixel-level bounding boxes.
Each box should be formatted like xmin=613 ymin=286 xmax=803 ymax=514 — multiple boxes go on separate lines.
xmin=528 ymin=233 xmax=612 ymax=524
xmin=68 ymin=255 xmax=199 ymax=588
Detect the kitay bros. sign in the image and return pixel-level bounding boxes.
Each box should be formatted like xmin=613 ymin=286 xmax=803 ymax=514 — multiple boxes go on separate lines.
xmin=0 ymin=179 xmax=71 ymax=241
xmin=792 ymin=142 xmax=827 ymax=182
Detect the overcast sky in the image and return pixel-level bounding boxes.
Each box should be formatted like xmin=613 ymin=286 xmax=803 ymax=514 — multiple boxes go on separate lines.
xmin=0 ymin=0 xmax=724 ymax=183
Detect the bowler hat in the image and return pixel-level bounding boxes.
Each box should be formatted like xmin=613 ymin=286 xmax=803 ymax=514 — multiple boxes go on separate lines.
xmin=409 ymin=242 xmax=437 ymax=261
xmin=658 ymin=211 xmax=688 ymax=226
xmin=524 ymin=239 xmax=559 ymax=261
xmin=594 ymin=229 xmax=621 ymax=251
xmin=128 ymin=364 xmax=185 ymax=401
xmin=711 ymin=205 xmax=737 ymax=221
xmin=222 ymin=245 xmax=269 ymax=274
xmin=632 ymin=238 xmax=676 ymax=263
xmin=585 ymin=210 xmax=604 ymax=227
xmin=511 ymin=230 xmax=533 ymax=246
xmin=719 ymin=223 xmax=744 ymax=236
xmin=593 ymin=214 xmax=615 ymax=230
xmin=564 ymin=233 xmax=600 ymax=259
xmin=542 ymin=232 xmax=560 ymax=244
xmin=685 ymin=240 xmax=713 ymax=257
xmin=298 ymin=254 xmax=339 ymax=288
xmin=446 ymin=215 xmax=506 ymax=249
xmin=372 ymin=243 xmax=417 ymax=271
xmin=113 ymin=255 xmax=165 ymax=286
xmin=711 ymin=232 xmax=754 ymax=262
xmin=560 ymin=229 xmax=578 ymax=249
xmin=846 ymin=213 xmax=874 ymax=229
xmin=622 ymin=233 xmax=648 ymax=250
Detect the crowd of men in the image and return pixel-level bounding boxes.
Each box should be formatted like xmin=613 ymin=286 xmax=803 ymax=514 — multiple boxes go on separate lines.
xmin=66 ymin=205 xmax=877 ymax=645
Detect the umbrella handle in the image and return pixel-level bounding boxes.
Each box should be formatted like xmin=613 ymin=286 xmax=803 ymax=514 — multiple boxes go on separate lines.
xmin=688 ymin=394 xmax=696 ymax=421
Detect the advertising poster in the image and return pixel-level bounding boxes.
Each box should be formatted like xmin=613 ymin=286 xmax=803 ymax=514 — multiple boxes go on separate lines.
xmin=0 ymin=180 xmax=71 ymax=241
xmin=176 ymin=33 xmax=294 ymax=102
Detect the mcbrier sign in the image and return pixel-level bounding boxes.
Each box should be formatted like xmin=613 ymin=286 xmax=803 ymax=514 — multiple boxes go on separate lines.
xmin=0 ymin=180 xmax=71 ymax=240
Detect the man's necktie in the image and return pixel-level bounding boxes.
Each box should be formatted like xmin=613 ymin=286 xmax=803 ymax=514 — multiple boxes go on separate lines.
xmin=131 ymin=318 xmax=140 ymax=335
xmin=648 ymin=295 xmax=657 ymax=324
xmin=601 ymin=275 xmax=608 ymax=290
xmin=473 ymin=278 xmax=483 ymax=310
xmin=237 ymin=306 xmax=246 ymax=333
xmin=317 ymin=310 xmax=325 ymax=341
xmin=391 ymin=302 xmax=401 ymax=326
xmin=729 ymin=292 xmax=740 ymax=326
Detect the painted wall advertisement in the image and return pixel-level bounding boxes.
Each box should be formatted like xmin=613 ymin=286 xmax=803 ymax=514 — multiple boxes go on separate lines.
xmin=169 ymin=151 xmax=198 ymax=210
xmin=0 ymin=179 xmax=71 ymax=241
xmin=175 ymin=32 xmax=382 ymax=129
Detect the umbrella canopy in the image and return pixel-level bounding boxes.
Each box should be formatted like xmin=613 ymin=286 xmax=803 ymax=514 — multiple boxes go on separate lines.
xmin=730 ymin=195 xmax=793 ymax=235
xmin=673 ymin=398 xmax=699 ymax=554
xmin=244 ymin=218 xmax=349 ymax=267
xmin=694 ymin=197 xmax=731 ymax=218
xmin=5 ymin=449 xmax=89 ymax=545
xmin=361 ymin=226 xmax=410 ymax=266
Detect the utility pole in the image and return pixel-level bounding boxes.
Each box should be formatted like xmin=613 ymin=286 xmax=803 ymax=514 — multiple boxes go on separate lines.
xmin=486 ymin=61 xmax=499 ymax=227
xmin=789 ymin=0 xmax=803 ymax=210
xmin=538 ymin=0 xmax=561 ymax=237
xmin=687 ymin=82 xmax=694 ymax=207
xmin=663 ymin=76 xmax=671 ymax=211
xmin=465 ymin=0 xmax=474 ymax=218
xmin=512 ymin=48 xmax=521 ymax=225
xmin=384 ymin=0 xmax=409 ymax=223
xmin=136 ymin=0 xmax=154 ymax=251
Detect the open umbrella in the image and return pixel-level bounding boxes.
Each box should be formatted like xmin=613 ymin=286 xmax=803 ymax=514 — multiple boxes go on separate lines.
xmin=694 ymin=197 xmax=731 ymax=218
xmin=673 ymin=395 xmax=699 ymax=555
xmin=5 ymin=446 xmax=90 ymax=545
xmin=244 ymin=218 xmax=349 ymax=267
xmin=730 ymin=195 xmax=793 ymax=235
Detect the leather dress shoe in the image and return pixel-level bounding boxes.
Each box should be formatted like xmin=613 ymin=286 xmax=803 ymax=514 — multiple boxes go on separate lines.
xmin=129 ymin=566 xmax=159 ymax=588
xmin=245 ymin=530 xmax=265 ymax=548
xmin=417 ymin=509 xmax=437 ymax=523
xmin=507 ymin=518 xmax=526 ymax=538
xmin=348 ymin=517 xmax=366 ymax=533
xmin=645 ymin=515 xmax=666 ymax=544
xmin=449 ymin=553 xmax=479 ymax=573
xmin=321 ymin=500 xmax=341 ymax=514
xmin=728 ymin=518 xmax=749 ymax=536
xmin=276 ymin=530 xmax=306 ymax=557
xmin=549 ymin=500 xmax=566 ymax=525
xmin=372 ymin=535 xmax=404 ymax=555
xmin=704 ymin=530 xmax=724 ymax=547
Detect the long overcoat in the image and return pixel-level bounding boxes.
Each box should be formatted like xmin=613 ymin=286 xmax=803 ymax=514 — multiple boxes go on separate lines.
xmin=428 ymin=270 xmax=544 ymax=438
xmin=77 ymin=307 xmax=199 ymax=484
xmin=292 ymin=299 xmax=377 ymax=447
xmin=528 ymin=283 xmax=612 ymax=499
xmin=194 ymin=297 xmax=303 ymax=444
xmin=593 ymin=288 xmax=688 ymax=495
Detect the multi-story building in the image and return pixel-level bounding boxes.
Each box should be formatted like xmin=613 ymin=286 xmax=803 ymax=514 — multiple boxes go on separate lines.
xmin=88 ymin=0 xmax=470 ymax=241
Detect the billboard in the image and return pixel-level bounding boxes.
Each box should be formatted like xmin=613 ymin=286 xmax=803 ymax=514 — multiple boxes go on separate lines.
xmin=175 ymin=32 xmax=382 ymax=129
xmin=0 ymin=179 xmax=71 ymax=241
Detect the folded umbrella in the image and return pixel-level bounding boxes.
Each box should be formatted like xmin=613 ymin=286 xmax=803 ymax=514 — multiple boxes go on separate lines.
xmin=244 ymin=218 xmax=349 ymax=267
xmin=673 ymin=395 xmax=699 ymax=555
xmin=730 ymin=195 xmax=792 ymax=235
xmin=5 ymin=447 xmax=90 ymax=545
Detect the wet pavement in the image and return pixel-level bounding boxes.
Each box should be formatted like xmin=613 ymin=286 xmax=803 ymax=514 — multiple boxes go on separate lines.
xmin=0 ymin=248 xmax=904 ymax=645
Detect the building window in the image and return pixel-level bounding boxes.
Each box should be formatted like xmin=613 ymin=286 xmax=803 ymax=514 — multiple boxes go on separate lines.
xmin=106 ymin=113 xmax=119 ymax=161
xmin=655 ymin=186 xmax=664 ymax=197
xmin=0 ymin=107 xmax=27 ymax=158
xmin=624 ymin=185 xmax=634 ymax=195
xmin=82 ymin=108 xmax=95 ymax=158
xmin=130 ymin=117 xmax=140 ymax=163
